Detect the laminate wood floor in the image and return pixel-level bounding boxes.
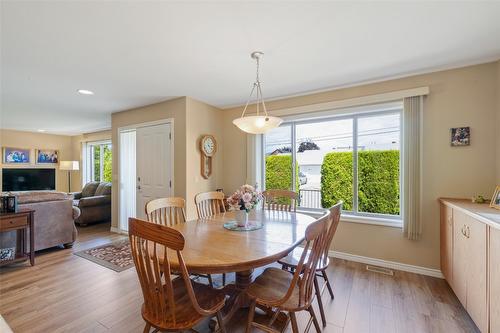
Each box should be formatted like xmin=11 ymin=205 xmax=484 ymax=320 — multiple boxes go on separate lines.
xmin=0 ymin=223 xmax=479 ymax=333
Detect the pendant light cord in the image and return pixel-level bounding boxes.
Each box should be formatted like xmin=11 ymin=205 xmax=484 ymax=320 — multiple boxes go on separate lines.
xmin=240 ymin=54 xmax=269 ymax=119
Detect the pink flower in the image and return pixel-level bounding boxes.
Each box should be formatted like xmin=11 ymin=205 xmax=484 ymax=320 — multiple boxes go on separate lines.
xmin=242 ymin=192 xmax=252 ymax=203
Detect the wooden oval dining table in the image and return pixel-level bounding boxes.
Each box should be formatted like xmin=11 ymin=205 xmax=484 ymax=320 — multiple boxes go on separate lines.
xmin=157 ymin=208 xmax=318 ymax=327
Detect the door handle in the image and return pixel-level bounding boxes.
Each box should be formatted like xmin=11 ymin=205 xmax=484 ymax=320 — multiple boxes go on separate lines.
xmin=137 ymin=185 xmax=141 ymax=190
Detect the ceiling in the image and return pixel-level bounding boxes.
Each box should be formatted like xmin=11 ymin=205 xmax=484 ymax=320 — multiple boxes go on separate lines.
xmin=1 ymin=1 xmax=500 ymax=135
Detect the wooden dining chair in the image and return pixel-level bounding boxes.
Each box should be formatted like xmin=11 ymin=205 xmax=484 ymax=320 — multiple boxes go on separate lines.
xmin=245 ymin=212 xmax=331 ymax=333
xmin=129 ymin=217 xmax=227 ymax=333
xmin=278 ymin=201 xmax=343 ymax=327
xmin=194 ymin=191 xmax=226 ymax=219
xmin=262 ymin=189 xmax=298 ymax=212
xmin=194 ymin=191 xmax=227 ymax=286
xmin=145 ymin=197 xmax=187 ymax=227
xmin=145 ymin=197 xmax=216 ymax=288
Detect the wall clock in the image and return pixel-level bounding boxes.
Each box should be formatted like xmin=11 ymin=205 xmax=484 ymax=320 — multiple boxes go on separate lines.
xmin=199 ymin=135 xmax=217 ymax=179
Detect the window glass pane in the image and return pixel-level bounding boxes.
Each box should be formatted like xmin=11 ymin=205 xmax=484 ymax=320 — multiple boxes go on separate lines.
xmin=357 ymin=113 xmax=400 ymax=215
xmin=296 ymin=118 xmax=353 ymax=210
xmin=93 ymin=145 xmax=101 ymax=182
xmin=103 ymin=144 xmax=112 ymax=182
xmin=264 ymin=124 xmax=294 ymax=194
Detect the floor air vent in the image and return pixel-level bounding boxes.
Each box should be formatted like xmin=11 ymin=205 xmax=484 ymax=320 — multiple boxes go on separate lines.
xmin=366 ymin=265 xmax=394 ymax=276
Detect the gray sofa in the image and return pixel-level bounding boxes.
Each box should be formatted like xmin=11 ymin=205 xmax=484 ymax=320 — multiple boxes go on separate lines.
xmin=0 ymin=191 xmax=80 ymax=251
xmin=72 ymin=182 xmax=111 ymax=226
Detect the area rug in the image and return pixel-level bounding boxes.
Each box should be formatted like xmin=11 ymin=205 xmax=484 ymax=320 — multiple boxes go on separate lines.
xmin=74 ymin=240 xmax=134 ymax=272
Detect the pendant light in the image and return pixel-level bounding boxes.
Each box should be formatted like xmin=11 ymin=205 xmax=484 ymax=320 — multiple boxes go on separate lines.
xmin=233 ymin=51 xmax=283 ymax=134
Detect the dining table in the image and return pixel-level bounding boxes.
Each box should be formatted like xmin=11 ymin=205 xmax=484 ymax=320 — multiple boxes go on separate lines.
xmin=161 ymin=208 xmax=318 ymax=327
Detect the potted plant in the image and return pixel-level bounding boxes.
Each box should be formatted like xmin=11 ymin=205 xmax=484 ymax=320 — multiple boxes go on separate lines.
xmin=227 ymin=184 xmax=262 ymax=227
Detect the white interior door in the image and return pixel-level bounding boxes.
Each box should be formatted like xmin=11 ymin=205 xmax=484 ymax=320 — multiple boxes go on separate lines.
xmin=136 ymin=123 xmax=172 ymax=219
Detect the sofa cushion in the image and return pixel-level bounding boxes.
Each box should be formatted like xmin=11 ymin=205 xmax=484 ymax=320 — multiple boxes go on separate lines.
xmin=95 ymin=182 xmax=112 ymax=196
xmin=9 ymin=191 xmax=71 ymax=204
xmin=81 ymin=182 xmax=100 ymax=197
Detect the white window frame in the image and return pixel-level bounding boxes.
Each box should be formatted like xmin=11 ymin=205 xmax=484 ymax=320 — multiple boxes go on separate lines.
xmin=84 ymin=140 xmax=112 ymax=183
xmin=261 ymin=105 xmax=403 ymax=228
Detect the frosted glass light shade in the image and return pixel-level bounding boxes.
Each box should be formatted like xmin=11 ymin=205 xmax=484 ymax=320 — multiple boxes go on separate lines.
xmin=233 ymin=115 xmax=283 ymax=134
xmin=59 ymin=160 xmax=80 ymax=171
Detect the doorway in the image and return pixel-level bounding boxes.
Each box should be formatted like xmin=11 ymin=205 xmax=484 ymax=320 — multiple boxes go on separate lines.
xmin=118 ymin=120 xmax=173 ymax=232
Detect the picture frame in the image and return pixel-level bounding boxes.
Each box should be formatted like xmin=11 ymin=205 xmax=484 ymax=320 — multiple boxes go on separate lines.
xmin=36 ymin=149 xmax=59 ymax=164
xmin=2 ymin=147 xmax=31 ymax=164
xmin=490 ymin=185 xmax=500 ymax=210
xmin=451 ymin=127 xmax=470 ymax=146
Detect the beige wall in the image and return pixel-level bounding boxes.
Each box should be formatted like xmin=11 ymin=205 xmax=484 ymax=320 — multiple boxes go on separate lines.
xmin=110 ymin=97 xmax=225 ymax=225
xmin=70 ymin=130 xmax=112 ymax=192
xmin=111 ymin=97 xmax=187 ymax=228
xmin=497 ymin=62 xmax=500 ymax=184
xmin=0 ymin=129 xmax=74 ymax=192
xmin=222 ymin=61 xmax=500 ymax=270
xmin=185 ymin=97 xmax=224 ymax=219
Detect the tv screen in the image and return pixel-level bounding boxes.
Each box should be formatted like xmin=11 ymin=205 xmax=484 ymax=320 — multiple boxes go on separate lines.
xmin=2 ymin=168 xmax=56 ymax=191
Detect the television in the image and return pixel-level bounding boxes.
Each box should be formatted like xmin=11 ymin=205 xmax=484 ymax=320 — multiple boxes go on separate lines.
xmin=2 ymin=168 xmax=56 ymax=191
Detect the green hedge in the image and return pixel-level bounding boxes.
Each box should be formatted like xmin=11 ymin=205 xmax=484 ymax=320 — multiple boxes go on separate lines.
xmin=265 ymin=155 xmax=299 ymax=204
xmin=321 ymin=150 xmax=400 ymax=215
xmin=320 ymin=152 xmax=354 ymax=210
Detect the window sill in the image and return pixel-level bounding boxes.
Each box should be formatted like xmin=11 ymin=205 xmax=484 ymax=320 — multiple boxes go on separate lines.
xmin=296 ymin=208 xmax=402 ymax=228
xmin=341 ymin=214 xmax=402 ymax=228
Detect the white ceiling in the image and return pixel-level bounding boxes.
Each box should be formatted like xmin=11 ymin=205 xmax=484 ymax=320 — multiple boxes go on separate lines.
xmin=1 ymin=1 xmax=500 ymax=135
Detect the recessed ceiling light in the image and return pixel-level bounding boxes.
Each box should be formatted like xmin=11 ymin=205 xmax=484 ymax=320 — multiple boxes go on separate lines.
xmin=37 ymin=129 xmax=46 ymax=132
xmin=77 ymin=89 xmax=94 ymax=95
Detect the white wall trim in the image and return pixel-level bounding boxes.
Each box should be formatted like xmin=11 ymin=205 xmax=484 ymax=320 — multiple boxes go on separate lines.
xmin=329 ymin=250 xmax=444 ymax=279
xmin=110 ymin=226 xmax=128 ymax=235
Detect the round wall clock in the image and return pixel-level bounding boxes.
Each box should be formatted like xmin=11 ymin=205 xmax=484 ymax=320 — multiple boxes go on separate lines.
xmin=199 ymin=135 xmax=217 ymax=179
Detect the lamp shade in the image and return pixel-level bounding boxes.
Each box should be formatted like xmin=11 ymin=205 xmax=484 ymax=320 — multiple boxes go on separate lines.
xmin=232 ymin=115 xmax=283 ymax=135
xmin=59 ymin=160 xmax=80 ymax=171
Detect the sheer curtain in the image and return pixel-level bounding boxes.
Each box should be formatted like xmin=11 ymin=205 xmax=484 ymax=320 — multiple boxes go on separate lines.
xmin=119 ymin=130 xmax=136 ymax=232
xmin=402 ymin=96 xmax=423 ymax=240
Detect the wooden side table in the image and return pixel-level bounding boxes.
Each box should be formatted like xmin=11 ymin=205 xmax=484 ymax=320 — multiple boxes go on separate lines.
xmin=0 ymin=210 xmax=35 ymax=266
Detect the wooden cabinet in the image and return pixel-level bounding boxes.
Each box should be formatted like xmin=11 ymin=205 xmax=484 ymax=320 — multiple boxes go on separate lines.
xmin=440 ymin=199 xmax=497 ymax=333
xmin=440 ymin=205 xmax=453 ymax=281
xmin=490 ymin=227 xmax=500 ymax=333
xmin=452 ymin=209 xmax=488 ymax=332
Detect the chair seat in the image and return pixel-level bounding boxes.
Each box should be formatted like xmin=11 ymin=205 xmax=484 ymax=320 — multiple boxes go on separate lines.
xmin=246 ymin=267 xmax=305 ymax=311
xmin=278 ymin=247 xmax=330 ymax=271
xmin=142 ymin=277 xmax=226 ymax=330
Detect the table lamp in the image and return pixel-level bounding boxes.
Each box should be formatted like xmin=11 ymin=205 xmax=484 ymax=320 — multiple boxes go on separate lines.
xmin=59 ymin=161 xmax=80 ymax=192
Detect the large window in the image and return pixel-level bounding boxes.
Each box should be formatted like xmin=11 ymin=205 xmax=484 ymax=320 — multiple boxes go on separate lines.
xmin=263 ymin=107 xmax=402 ymax=222
xmin=85 ymin=141 xmax=112 ymax=183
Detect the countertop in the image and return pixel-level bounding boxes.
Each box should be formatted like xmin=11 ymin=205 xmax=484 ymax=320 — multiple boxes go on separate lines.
xmin=440 ymin=198 xmax=500 ymax=230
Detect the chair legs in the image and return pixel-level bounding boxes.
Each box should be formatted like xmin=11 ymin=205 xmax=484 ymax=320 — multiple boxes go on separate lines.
xmin=143 ymin=323 xmax=151 ymax=333
xmin=308 ymin=306 xmax=322 ymax=333
xmin=289 ymin=312 xmax=299 ymax=333
xmin=207 ymin=274 xmax=214 ymax=288
xmin=313 ymin=276 xmax=327 ymax=327
xmin=222 ymin=273 xmax=226 ymax=286
xmin=246 ymin=299 xmax=257 ymax=333
xmin=321 ymin=270 xmax=334 ymax=299
xmin=216 ymin=310 xmax=227 ymax=333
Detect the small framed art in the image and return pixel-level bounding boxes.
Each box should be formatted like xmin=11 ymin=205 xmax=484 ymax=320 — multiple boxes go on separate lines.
xmin=451 ymin=127 xmax=470 ymax=146
xmin=2 ymin=147 xmax=31 ymax=164
xmin=490 ymin=186 xmax=500 ymax=210
xmin=36 ymin=149 xmax=59 ymax=164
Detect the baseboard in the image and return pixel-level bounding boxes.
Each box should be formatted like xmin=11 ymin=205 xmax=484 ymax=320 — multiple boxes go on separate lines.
xmin=329 ymin=250 xmax=444 ymax=279
xmin=110 ymin=226 xmax=128 ymax=235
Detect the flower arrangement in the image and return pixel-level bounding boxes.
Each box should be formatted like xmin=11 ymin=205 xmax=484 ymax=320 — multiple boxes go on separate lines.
xmin=227 ymin=184 xmax=263 ymax=212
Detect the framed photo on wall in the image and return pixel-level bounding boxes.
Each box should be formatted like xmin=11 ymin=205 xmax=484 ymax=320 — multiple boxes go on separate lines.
xmin=36 ymin=149 xmax=59 ymax=164
xmin=2 ymin=147 xmax=31 ymax=164
xmin=491 ymin=186 xmax=500 ymax=210
xmin=451 ymin=127 xmax=470 ymax=146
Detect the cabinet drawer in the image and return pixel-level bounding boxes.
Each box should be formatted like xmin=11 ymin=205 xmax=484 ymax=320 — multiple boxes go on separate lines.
xmin=0 ymin=215 xmax=28 ymax=230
